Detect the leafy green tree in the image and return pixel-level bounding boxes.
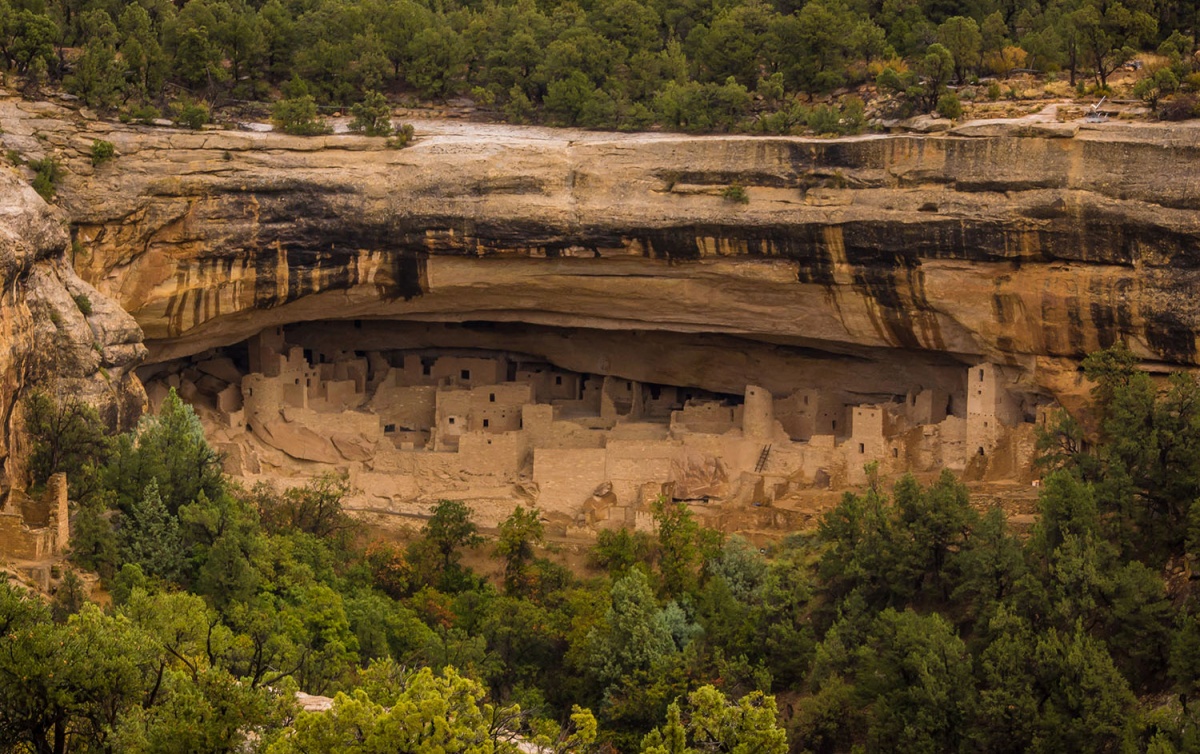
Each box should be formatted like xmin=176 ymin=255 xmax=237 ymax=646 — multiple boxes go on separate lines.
xmin=937 ymin=16 xmax=982 ymax=82
xmin=1053 ymin=343 xmax=1200 ymax=560
xmin=950 ymin=507 xmax=1026 ymax=626
xmin=875 ymin=0 xmax=937 ymax=57
xmin=119 ymin=479 xmax=184 ymax=581
xmin=50 ymin=570 xmax=87 ymax=624
xmin=23 ymin=389 xmax=110 ymax=495
xmin=891 ymin=471 xmax=976 ymax=602
xmin=219 ymin=584 xmax=357 ymax=694
xmin=756 ymin=548 xmax=817 ymax=688
xmin=652 ymin=496 xmax=704 ymax=597
xmin=537 ymin=27 xmax=620 ymax=93
xmin=1073 ymin=0 xmax=1158 ymax=88
xmin=272 ymin=93 xmax=332 ymax=135
xmin=117 ymin=3 xmax=170 ymax=101
xmin=478 ymin=595 xmax=560 ymax=697
xmin=816 ymin=481 xmax=900 ymax=609
xmin=975 ymin=612 xmax=1134 ymax=753
xmin=640 ymin=685 xmax=787 ymax=754
xmin=114 ymin=589 xmax=292 ymax=751
xmin=855 ymin=609 xmax=974 ymax=752
xmin=1035 ymin=408 xmax=1091 ymax=474
xmin=71 ymin=496 xmax=120 ymax=579
xmin=213 ymin=0 xmax=265 ymax=93
xmin=344 ymin=590 xmax=432 ymax=664
xmin=258 ymin=0 xmax=297 ymax=81
xmin=790 ymin=672 xmax=862 ymax=754
xmin=589 ymin=0 xmax=661 ymax=55
xmin=980 ymin=11 xmax=1010 ymax=61
xmin=969 ymin=606 xmax=1040 ymax=754
xmin=495 ymin=505 xmax=545 ymax=596
xmin=918 ymin=42 xmax=956 ymax=111
xmin=0 ymin=6 xmax=57 ymax=74
xmin=772 ymin=0 xmax=884 ymax=93
xmin=1170 ymin=610 xmax=1200 ymax=715
xmin=641 ymin=701 xmax=690 ymax=754
xmin=182 ymin=491 xmax=264 ymax=607
xmin=543 ymin=70 xmax=599 ymax=125
xmin=587 ymin=568 xmax=676 ymax=686
xmin=1030 ymin=470 xmax=1102 ymax=558
xmin=707 ymin=534 xmax=766 ymax=601
xmin=528 ymin=704 xmax=599 ymax=754
xmin=265 ymin=666 xmax=526 ymax=754
xmin=171 ymin=97 xmax=211 ymax=129
xmin=1134 ymin=68 xmax=1179 ymax=109
xmin=66 ymin=10 xmax=126 ymax=108
xmin=424 ymin=499 xmax=482 ymax=574
xmin=686 ymin=2 xmax=775 ymax=89
xmin=104 ymin=388 xmax=223 ymax=516
xmin=256 ymin=473 xmax=355 ymax=542
xmin=591 ymin=527 xmax=653 ymax=575
xmin=405 ymin=21 xmax=467 ymax=98
xmin=112 ymin=665 xmax=288 ymax=753
xmin=349 ymin=90 xmax=392 ymax=136
xmin=1100 ymin=559 xmax=1172 ymax=688
xmin=110 ymin=563 xmax=148 ymax=606
xmin=0 ymin=589 xmax=158 ymax=754
xmin=170 ymin=24 xmax=226 ymax=91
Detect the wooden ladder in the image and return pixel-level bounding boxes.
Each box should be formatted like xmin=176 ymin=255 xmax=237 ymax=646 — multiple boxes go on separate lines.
xmin=754 ymin=444 xmax=771 ymax=473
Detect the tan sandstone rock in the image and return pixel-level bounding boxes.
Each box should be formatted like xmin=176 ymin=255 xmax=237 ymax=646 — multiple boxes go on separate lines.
xmin=3 ymin=99 xmax=1200 ymax=424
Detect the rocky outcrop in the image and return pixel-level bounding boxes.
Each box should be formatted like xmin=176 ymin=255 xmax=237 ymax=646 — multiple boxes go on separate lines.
xmin=5 ymin=95 xmax=1200 ymax=416
xmin=0 ymin=160 xmax=144 ymax=491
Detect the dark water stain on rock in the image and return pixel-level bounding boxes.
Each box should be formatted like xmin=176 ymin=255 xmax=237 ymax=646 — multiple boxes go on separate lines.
xmin=643 ymin=227 xmax=703 ymax=262
xmin=1145 ymin=309 xmax=1197 ymax=363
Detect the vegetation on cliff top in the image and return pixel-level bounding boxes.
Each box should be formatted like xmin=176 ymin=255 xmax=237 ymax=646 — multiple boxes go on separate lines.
xmin=11 ymin=341 xmax=1200 ymax=751
xmin=2 ymin=0 xmax=1198 ymax=133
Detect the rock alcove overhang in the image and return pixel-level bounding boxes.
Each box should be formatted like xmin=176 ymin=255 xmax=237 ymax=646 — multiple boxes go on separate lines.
xmin=137 ymin=312 xmax=984 ymax=416
xmin=40 ymin=114 xmax=1200 ymax=419
xmin=122 ymin=219 xmax=1146 ymax=417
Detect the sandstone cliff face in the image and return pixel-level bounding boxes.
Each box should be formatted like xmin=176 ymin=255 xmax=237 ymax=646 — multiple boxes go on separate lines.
xmin=0 ymin=159 xmax=144 ymax=491
xmin=6 ymin=95 xmax=1200 ymax=415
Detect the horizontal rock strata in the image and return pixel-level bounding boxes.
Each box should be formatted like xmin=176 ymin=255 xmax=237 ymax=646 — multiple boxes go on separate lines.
xmin=5 ymin=96 xmax=1200 ymax=416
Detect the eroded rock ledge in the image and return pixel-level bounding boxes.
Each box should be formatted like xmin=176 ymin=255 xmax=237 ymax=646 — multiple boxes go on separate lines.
xmin=0 ymin=164 xmax=144 ymax=492
xmin=5 ymin=99 xmax=1200 ymax=419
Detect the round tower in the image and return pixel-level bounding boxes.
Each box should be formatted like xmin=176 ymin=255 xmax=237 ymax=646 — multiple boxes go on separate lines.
xmin=743 ymin=385 xmax=775 ymax=442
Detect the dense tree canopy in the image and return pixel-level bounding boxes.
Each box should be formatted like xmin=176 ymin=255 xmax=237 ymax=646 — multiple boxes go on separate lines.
xmin=0 ymin=0 xmax=1193 ymax=132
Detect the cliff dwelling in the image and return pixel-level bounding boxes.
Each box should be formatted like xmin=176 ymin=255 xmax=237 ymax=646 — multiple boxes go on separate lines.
xmin=139 ymin=319 xmax=1046 ymax=531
